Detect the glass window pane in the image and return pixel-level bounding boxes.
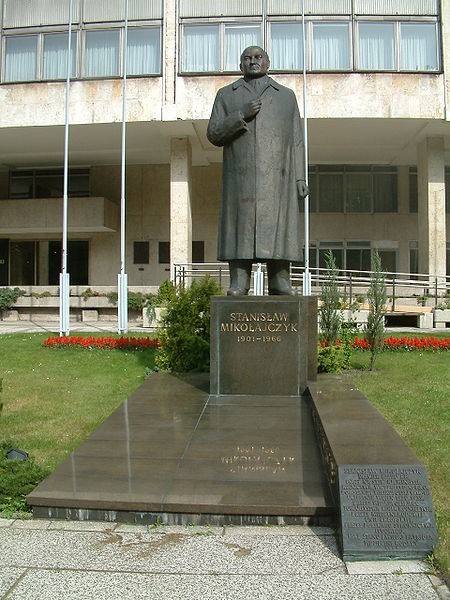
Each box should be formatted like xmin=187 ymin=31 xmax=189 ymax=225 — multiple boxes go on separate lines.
xmin=85 ymin=30 xmax=120 ymax=77
xmin=377 ymin=250 xmax=396 ymax=273
xmin=409 ymin=170 xmax=418 ymax=213
xmin=183 ymin=25 xmax=219 ymax=72
xmin=10 ymin=176 xmax=33 ymax=199
xmin=319 ymin=173 xmax=344 ymax=212
xmin=35 ymin=176 xmax=62 ymax=198
xmin=10 ymin=241 xmax=36 ymax=285
xmin=346 ymin=173 xmax=371 ymax=212
xmin=308 ymin=172 xmax=317 ymax=212
xmin=445 ymin=169 xmax=450 ymax=214
xmin=127 ymin=27 xmax=160 ymax=75
xmin=5 ymin=35 xmax=38 ymax=82
xmin=358 ymin=22 xmax=394 ymax=70
xmin=270 ymin=22 xmax=303 ymax=70
xmin=374 ymin=173 xmax=397 ymax=212
xmin=225 ymin=24 xmax=261 ymax=71
xmin=312 ymin=23 xmax=350 ymax=70
xmin=43 ymin=33 xmax=76 ymax=79
xmin=400 ymin=23 xmax=438 ymax=71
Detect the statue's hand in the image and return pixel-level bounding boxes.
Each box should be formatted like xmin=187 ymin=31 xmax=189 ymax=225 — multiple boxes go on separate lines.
xmin=297 ymin=180 xmax=310 ymax=198
xmin=241 ymin=99 xmax=262 ymax=121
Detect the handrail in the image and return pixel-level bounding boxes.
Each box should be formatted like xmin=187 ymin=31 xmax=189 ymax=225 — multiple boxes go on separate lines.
xmin=172 ymin=262 xmax=450 ymax=307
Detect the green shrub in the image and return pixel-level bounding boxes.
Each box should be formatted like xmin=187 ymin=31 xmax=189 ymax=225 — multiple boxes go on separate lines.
xmin=0 ymin=441 xmax=50 ymax=515
xmin=155 ymin=277 xmax=222 ymax=372
xmin=319 ymin=250 xmax=343 ymax=344
xmin=365 ymin=251 xmax=387 ymax=371
xmin=0 ymin=287 xmax=23 ymax=311
xmin=317 ymin=343 xmax=348 ymax=373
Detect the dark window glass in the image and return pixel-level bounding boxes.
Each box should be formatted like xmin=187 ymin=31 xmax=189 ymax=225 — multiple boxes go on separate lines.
xmin=133 ymin=241 xmax=149 ymax=264
xmin=319 ymin=173 xmax=344 ymax=212
xmin=373 ymin=173 xmax=397 ymax=212
xmin=192 ymin=241 xmax=204 ymax=263
xmin=158 ymin=241 xmax=170 ymax=264
xmin=409 ymin=169 xmax=418 ymax=213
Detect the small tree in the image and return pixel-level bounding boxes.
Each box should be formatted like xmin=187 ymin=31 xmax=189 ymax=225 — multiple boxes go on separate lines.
xmin=319 ymin=249 xmax=342 ymax=345
xmin=365 ymin=251 xmax=387 ymax=371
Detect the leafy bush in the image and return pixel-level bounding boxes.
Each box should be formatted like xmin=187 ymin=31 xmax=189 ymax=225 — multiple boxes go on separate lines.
xmin=0 ymin=287 xmax=23 ymax=311
xmin=155 ymin=277 xmax=222 ymax=372
xmin=317 ymin=343 xmax=348 ymax=373
xmin=0 ymin=441 xmax=50 ymax=515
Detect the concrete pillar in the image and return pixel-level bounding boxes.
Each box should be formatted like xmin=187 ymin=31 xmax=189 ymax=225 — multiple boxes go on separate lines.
xmin=162 ymin=0 xmax=177 ymax=120
xmin=170 ymin=138 xmax=192 ymax=281
xmin=417 ymin=137 xmax=446 ymax=280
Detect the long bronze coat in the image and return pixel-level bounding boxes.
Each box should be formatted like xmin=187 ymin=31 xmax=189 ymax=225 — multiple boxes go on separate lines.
xmin=207 ymin=76 xmax=305 ymax=261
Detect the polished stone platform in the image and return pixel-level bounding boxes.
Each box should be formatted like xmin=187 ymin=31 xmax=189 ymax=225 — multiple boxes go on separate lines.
xmin=27 ymin=372 xmax=334 ymax=523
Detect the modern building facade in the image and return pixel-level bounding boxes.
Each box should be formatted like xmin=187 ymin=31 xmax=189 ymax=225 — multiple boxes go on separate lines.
xmin=0 ymin=0 xmax=449 ymax=289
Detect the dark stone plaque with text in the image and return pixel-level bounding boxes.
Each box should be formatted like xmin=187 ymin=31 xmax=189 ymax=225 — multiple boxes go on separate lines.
xmin=210 ymin=296 xmax=317 ymax=396
xmin=339 ymin=464 xmax=438 ymax=561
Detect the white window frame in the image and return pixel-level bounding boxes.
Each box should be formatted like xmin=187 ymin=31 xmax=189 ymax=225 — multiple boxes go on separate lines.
xmin=180 ymin=18 xmax=263 ymax=74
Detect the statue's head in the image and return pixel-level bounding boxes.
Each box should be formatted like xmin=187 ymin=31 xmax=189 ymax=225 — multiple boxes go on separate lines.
xmin=240 ymin=46 xmax=270 ymax=78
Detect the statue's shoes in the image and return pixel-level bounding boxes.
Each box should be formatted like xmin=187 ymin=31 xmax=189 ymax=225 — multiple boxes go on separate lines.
xmin=227 ymin=287 xmax=248 ymax=297
xmin=268 ymin=286 xmax=298 ymax=296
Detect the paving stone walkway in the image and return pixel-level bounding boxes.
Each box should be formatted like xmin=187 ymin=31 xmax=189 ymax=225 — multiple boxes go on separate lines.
xmin=1 ymin=519 xmax=447 ymax=600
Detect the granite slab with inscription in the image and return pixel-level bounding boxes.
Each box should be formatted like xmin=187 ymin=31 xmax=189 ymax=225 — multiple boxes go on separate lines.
xmin=210 ymin=296 xmax=317 ymax=396
xmin=339 ymin=465 xmax=438 ymax=561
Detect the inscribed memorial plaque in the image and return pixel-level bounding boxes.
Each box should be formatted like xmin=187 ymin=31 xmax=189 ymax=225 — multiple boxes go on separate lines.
xmin=339 ymin=464 xmax=439 ymax=560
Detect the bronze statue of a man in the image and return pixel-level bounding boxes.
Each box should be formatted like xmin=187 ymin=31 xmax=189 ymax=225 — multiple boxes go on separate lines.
xmin=207 ymin=46 xmax=309 ymax=296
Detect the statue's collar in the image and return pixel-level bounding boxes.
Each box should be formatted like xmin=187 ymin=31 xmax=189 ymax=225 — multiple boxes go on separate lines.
xmin=232 ymin=76 xmax=280 ymax=91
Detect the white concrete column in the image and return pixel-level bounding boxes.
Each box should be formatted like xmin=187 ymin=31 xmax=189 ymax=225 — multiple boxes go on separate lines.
xmin=162 ymin=0 xmax=177 ymax=120
xmin=170 ymin=138 xmax=192 ymax=281
xmin=417 ymin=137 xmax=446 ymax=280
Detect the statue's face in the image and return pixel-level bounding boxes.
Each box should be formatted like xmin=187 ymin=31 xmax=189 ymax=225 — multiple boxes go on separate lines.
xmin=240 ymin=46 xmax=269 ymax=78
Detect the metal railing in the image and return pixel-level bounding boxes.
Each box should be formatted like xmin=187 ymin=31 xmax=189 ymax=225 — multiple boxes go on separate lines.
xmin=173 ymin=263 xmax=450 ymax=309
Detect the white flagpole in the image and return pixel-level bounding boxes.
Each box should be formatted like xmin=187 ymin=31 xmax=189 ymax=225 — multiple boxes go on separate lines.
xmin=59 ymin=0 xmax=73 ymax=335
xmin=301 ymin=0 xmax=311 ymax=296
xmin=118 ymin=0 xmax=129 ymax=334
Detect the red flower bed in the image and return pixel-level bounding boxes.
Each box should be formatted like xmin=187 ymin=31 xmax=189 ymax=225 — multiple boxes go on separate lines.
xmin=42 ymin=335 xmax=159 ymax=351
xmin=352 ymin=336 xmax=450 ymax=352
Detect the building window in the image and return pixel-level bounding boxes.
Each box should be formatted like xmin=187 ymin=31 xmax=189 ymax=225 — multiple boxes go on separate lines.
xmin=133 ymin=241 xmax=149 ymax=264
xmin=225 ymin=24 xmax=261 ymax=71
xmin=10 ymin=241 xmax=39 ymax=285
xmin=4 ymin=35 xmax=38 ymax=82
xmin=376 ymin=249 xmax=397 ymax=273
xmin=346 ymin=242 xmax=371 ymax=277
xmin=9 ymin=168 xmax=90 ymax=199
xmin=182 ymin=24 xmax=219 ymax=72
xmin=192 ymin=241 xmax=205 ymax=263
xmin=269 ymin=22 xmax=303 ymax=71
xmin=312 ymin=22 xmax=350 ymax=71
xmin=318 ymin=171 xmax=344 ymax=212
xmin=409 ymin=241 xmax=419 ymax=280
xmin=373 ymin=169 xmax=397 ymax=213
xmin=48 ymin=240 xmax=88 ymax=285
xmin=43 ymin=32 xmax=77 ymax=80
xmin=409 ymin=167 xmax=418 ymax=213
xmin=127 ymin=27 xmax=161 ymax=75
xmin=357 ymin=22 xmax=395 ymax=71
xmin=318 ymin=243 xmax=344 ymax=270
xmin=400 ymin=23 xmax=438 ymax=71
xmin=346 ymin=170 xmax=371 ymax=213
xmin=85 ymin=30 xmax=120 ymax=78
xmin=158 ymin=241 xmax=170 ymax=264
xmin=446 ymin=168 xmax=450 ymax=214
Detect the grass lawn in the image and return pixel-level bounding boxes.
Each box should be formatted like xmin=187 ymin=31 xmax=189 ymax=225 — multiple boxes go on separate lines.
xmin=0 ymin=331 xmax=448 ymax=576
xmin=0 ymin=333 xmax=157 ymax=471
xmin=351 ymin=341 xmax=449 ymax=577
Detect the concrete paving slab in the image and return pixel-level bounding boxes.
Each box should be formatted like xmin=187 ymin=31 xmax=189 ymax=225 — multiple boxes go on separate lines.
xmin=4 ymin=570 xmax=439 ymax=600
xmin=0 ymin=567 xmax=26 ymax=596
xmin=346 ymin=559 xmax=428 ymax=575
xmin=0 ymin=521 xmax=444 ymax=599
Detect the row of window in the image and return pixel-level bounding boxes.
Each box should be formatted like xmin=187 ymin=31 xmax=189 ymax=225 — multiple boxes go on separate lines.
xmin=182 ymin=19 xmax=440 ymax=73
xmin=0 ymin=16 xmax=440 ymax=83
xmin=7 ymin=166 xmax=450 ymax=216
xmin=2 ymin=26 xmax=161 ymax=82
